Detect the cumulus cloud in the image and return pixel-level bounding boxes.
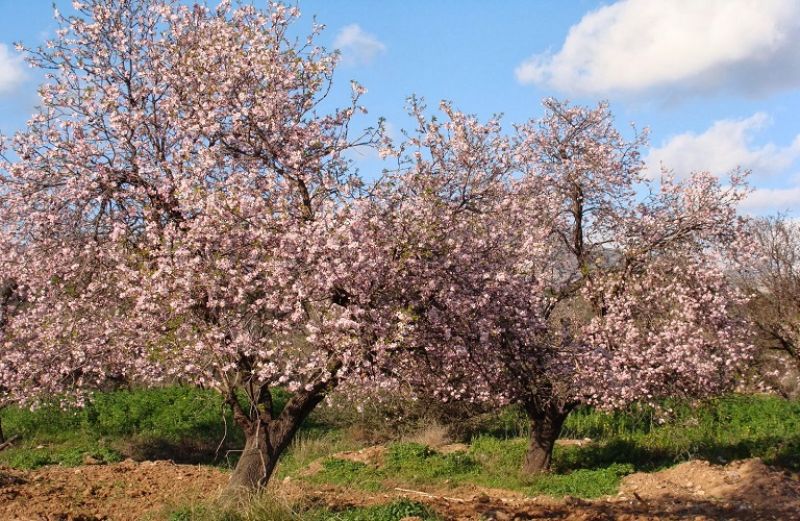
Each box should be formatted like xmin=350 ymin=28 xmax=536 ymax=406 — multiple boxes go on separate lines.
xmin=742 ymin=186 xmax=800 ymax=213
xmin=0 ymin=43 xmax=25 ymax=95
xmin=646 ymin=114 xmax=800 ymax=214
xmin=515 ymin=0 xmax=800 ymax=98
xmin=645 ymin=114 xmax=800 ymax=179
xmin=333 ymin=24 xmax=386 ymax=66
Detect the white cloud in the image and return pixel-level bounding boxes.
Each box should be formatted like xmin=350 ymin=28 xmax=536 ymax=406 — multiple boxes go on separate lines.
xmin=646 ymin=114 xmax=800 ymax=215
xmin=645 ymin=113 xmax=800 ymax=179
xmin=333 ymin=24 xmax=386 ymax=66
xmin=516 ymin=0 xmax=800 ymax=98
xmin=741 ymin=186 xmax=800 ymax=213
xmin=0 ymin=43 xmax=25 ymax=95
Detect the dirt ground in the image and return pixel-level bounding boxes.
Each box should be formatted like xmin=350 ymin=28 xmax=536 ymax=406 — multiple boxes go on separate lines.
xmin=0 ymin=459 xmax=228 ymax=521
xmin=0 ymin=457 xmax=798 ymax=520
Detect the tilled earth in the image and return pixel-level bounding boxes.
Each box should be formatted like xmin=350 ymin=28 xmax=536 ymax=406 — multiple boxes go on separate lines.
xmin=0 ymin=459 xmax=228 ymax=521
xmin=0 ymin=457 xmax=798 ymax=520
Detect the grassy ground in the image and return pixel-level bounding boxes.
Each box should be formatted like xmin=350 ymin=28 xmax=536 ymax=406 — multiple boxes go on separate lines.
xmin=274 ymin=394 xmax=800 ymax=502
xmin=167 ymin=497 xmax=440 ymax=521
xmin=1 ymin=388 xmax=799 ymax=520
xmin=0 ymin=387 xmax=241 ymax=468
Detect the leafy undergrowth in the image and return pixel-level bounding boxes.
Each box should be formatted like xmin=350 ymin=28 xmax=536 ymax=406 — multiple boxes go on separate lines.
xmin=561 ymin=394 xmax=800 ymax=471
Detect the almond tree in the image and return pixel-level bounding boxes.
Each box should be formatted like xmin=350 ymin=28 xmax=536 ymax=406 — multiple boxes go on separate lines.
xmin=512 ymin=101 xmax=755 ymax=473
xmin=0 ymin=0 xmax=395 ymax=492
xmin=374 ymin=99 xmax=754 ymax=475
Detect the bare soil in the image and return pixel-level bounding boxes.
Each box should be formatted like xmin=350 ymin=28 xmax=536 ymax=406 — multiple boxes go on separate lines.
xmin=0 ymin=459 xmax=228 ymax=521
xmin=0 ymin=457 xmax=798 ymax=520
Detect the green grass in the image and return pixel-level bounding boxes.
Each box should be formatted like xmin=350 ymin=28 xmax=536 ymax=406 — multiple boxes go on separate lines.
xmin=165 ymin=497 xmax=439 ymax=521
xmin=558 ymin=395 xmax=800 ymax=471
xmin=164 ymin=493 xmax=300 ymax=521
xmin=306 ymin=499 xmax=439 ymax=521
xmin=303 ymin=439 xmax=632 ymax=498
xmin=0 ymin=386 xmax=250 ymax=469
xmin=297 ymin=394 xmax=800 ymax=499
xmin=1 ymin=440 xmax=123 ymax=469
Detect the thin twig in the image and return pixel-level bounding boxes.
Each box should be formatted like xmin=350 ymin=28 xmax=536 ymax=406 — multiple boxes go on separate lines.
xmin=394 ymin=487 xmax=466 ymax=503
xmin=0 ymin=435 xmax=20 ymax=452
xmin=215 ymin=401 xmax=229 ymax=462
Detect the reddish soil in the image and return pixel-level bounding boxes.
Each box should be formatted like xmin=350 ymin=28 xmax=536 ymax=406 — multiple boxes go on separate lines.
xmin=0 ymin=459 xmax=228 ymax=521
xmin=0 ymin=457 xmax=798 ymax=520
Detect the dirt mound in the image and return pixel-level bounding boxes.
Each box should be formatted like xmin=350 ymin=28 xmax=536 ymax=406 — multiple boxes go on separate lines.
xmin=296 ymin=445 xmax=388 ymax=478
xmin=613 ymin=458 xmax=800 ymax=519
xmin=331 ymin=445 xmax=387 ymax=466
xmin=555 ymin=438 xmax=593 ymax=447
xmin=0 ymin=459 xmax=228 ymax=521
xmin=437 ymin=443 xmax=470 ymax=454
xmin=620 ymin=458 xmax=793 ymax=501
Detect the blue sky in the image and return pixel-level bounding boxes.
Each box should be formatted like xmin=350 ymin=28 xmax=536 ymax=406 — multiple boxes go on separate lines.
xmin=1 ymin=0 xmax=799 ymax=215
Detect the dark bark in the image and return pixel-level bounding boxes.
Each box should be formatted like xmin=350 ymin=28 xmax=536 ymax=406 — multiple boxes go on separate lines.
xmin=224 ymin=364 xmax=340 ymax=495
xmin=521 ymin=403 xmax=570 ymax=475
xmin=225 ymin=392 xmax=322 ymax=494
xmin=227 ymin=425 xmax=277 ymax=492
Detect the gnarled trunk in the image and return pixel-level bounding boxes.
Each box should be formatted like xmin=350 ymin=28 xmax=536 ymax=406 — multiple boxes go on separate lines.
xmin=224 ymin=399 xmax=320 ymax=496
xmin=521 ymin=403 xmax=569 ymax=476
xmin=223 ymin=366 xmax=340 ymax=496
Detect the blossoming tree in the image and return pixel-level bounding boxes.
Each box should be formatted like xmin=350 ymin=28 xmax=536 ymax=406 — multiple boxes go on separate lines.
xmin=374 ymin=99 xmax=754 ymax=475
xmin=0 ymin=0 xmax=398 ymax=492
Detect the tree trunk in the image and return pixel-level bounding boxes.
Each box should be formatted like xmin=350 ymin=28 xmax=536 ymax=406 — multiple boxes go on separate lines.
xmin=223 ymin=371 xmax=339 ymax=496
xmin=227 ymin=425 xmax=278 ymax=492
xmin=521 ymin=404 xmax=569 ymax=476
xmin=0 ymin=417 xmax=4 ymax=444
xmin=225 ymin=413 xmax=305 ymax=497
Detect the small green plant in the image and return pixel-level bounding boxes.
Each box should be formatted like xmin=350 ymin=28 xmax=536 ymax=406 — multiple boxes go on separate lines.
xmin=386 ymin=442 xmax=435 ymax=464
xmin=307 ymin=499 xmax=439 ymax=521
xmin=167 ymin=507 xmax=197 ymax=521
